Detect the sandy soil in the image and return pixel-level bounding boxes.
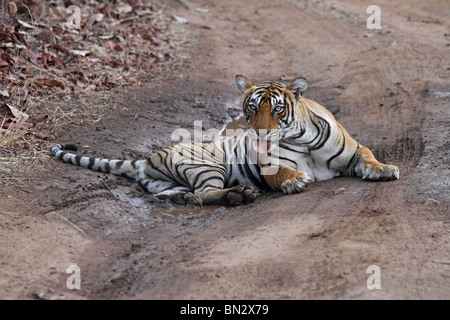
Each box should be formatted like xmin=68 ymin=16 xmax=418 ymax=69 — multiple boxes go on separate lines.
xmin=1 ymin=0 xmax=449 ymax=300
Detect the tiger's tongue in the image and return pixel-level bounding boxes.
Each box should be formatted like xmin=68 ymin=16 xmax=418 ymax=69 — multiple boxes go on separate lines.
xmin=252 ymin=140 xmax=271 ymax=154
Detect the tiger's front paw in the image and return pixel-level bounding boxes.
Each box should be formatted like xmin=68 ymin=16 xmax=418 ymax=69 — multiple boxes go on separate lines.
xmin=227 ymin=185 xmax=259 ymax=205
xmin=362 ymin=163 xmax=399 ymax=181
xmin=281 ymin=172 xmax=312 ymax=194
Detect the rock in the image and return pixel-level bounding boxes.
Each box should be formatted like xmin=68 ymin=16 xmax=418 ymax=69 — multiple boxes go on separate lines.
xmin=424 ymin=198 xmax=440 ymax=206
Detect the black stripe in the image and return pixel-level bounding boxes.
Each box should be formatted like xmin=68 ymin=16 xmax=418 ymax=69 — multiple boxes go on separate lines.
xmin=74 ymin=155 xmax=82 ymax=166
xmin=160 ymin=183 xmax=178 ymax=192
xmin=69 ymin=155 xmax=77 ymax=166
xmin=175 ymin=162 xmax=188 ymax=185
xmin=138 ymin=180 xmax=151 ymax=190
xmin=244 ymin=162 xmax=270 ymax=191
xmin=309 ymin=117 xmax=330 ymax=150
xmin=238 ymin=162 xmax=245 ymax=176
xmin=192 ymin=145 xmax=205 ymax=159
xmin=345 ymin=144 xmax=360 ymax=176
xmin=193 ymin=169 xmax=223 ymax=189
xmin=233 ymin=143 xmax=239 ymax=164
xmin=88 ymin=157 xmax=96 ymax=169
xmin=65 ymin=144 xmax=78 ymax=151
xmin=181 ymin=165 xmax=198 ymax=184
xmin=287 ymin=99 xmax=294 ymax=120
xmin=279 ymin=156 xmax=298 ymax=168
xmin=221 ymin=140 xmax=227 ymax=163
xmin=160 ymin=150 xmax=177 ymax=181
xmin=182 ymin=164 xmax=226 ymax=181
xmin=226 ymin=178 xmax=237 ymax=188
xmin=58 ymin=151 xmax=67 ymax=160
xmin=116 ymin=160 xmax=124 ymax=169
xmin=305 ymin=119 xmax=321 ymax=145
xmin=279 ymin=143 xmax=302 ymax=154
xmin=244 ymin=136 xmax=249 ymax=158
xmin=180 ymin=146 xmax=197 ymax=161
xmin=148 ymin=158 xmax=171 ymax=180
xmin=104 ymin=162 xmax=111 ymax=173
xmin=289 ymin=126 xmax=306 ymax=139
xmin=167 ymin=150 xmax=179 ymax=180
xmin=195 ymin=176 xmax=224 ymax=192
xmin=227 ymin=163 xmax=233 ymax=182
xmin=130 ymin=160 xmax=137 ymax=169
xmin=326 ymin=133 xmax=346 ymax=168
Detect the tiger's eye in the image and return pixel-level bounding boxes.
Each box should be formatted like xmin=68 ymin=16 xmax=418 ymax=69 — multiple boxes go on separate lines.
xmin=274 ymin=106 xmax=283 ymax=113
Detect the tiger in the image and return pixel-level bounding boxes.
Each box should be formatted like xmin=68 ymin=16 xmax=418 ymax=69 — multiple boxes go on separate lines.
xmin=51 ymin=75 xmax=399 ymax=206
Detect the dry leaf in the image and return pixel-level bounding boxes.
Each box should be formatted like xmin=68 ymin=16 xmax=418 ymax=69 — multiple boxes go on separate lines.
xmin=0 ymin=103 xmax=30 ymax=122
xmin=199 ymin=25 xmax=215 ymax=30
xmin=195 ymin=8 xmax=210 ymax=14
xmin=39 ymin=79 xmax=66 ymax=89
xmin=116 ymin=4 xmax=133 ymax=14
xmin=17 ymin=19 xmax=36 ymax=29
xmin=173 ymin=15 xmax=188 ymax=24
xmin=70 ymin=49 xmax=90 ymax=56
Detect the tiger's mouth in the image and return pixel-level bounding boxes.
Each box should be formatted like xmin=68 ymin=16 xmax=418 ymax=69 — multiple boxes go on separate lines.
xmin=247 ymin=129 xmax=279 ymax=154
xmin=251 ymin=139 xmax=278 ymax=154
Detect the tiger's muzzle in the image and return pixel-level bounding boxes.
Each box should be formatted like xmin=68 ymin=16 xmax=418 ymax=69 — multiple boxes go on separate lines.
xmin=248 ymin=128 xmax=279 ymax=154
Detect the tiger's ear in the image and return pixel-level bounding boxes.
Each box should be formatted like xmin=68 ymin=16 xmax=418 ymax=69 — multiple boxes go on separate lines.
xmin=235 ymin=75 xmax=254 ymax=94
xmin=287 ymin=77 xmax=308 ymax=99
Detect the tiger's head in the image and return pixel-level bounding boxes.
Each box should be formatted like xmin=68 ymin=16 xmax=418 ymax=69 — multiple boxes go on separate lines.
xmin=235 ymin=75 xmax=307 ymax=153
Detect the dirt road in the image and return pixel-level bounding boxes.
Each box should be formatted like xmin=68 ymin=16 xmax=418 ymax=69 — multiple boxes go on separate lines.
xmin=1 ymin=0 xmax=449 ymax=299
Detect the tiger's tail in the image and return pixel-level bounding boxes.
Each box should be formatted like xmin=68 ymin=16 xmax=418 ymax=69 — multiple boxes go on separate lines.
xmin=50 ymin=143 xmax=144 ymax=180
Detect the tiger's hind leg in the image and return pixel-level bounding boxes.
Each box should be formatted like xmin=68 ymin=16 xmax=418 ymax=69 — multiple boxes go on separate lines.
xmin=155 ymin=190 xmax=203 ymax=206
xmin=141 ymin=178 xmax=258 ymax=206
xmin=138 ymin=178 xmax=196 ymax=205
xmin=157 ymin=185 xmax=258 ymax=207
xmin=193 ymin=185 xmax=259 ymax=206
xmin=349 ymin=145 xmax=399 ymax=181
xmin=180 ymin=167 xmax=258 ymax=206
xmin=143 ymin=165 xmax=259 ymax=206
xmin=226 ymin=185 xmax=259 ymax=205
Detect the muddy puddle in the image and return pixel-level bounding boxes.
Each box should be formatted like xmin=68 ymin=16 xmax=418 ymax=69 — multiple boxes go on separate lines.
xmin=149 ymin=205 xmax=221 ymax=218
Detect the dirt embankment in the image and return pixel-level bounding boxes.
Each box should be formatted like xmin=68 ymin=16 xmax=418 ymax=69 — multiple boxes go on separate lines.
xmin=0 ymin=0 xmax=449 ymax=299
